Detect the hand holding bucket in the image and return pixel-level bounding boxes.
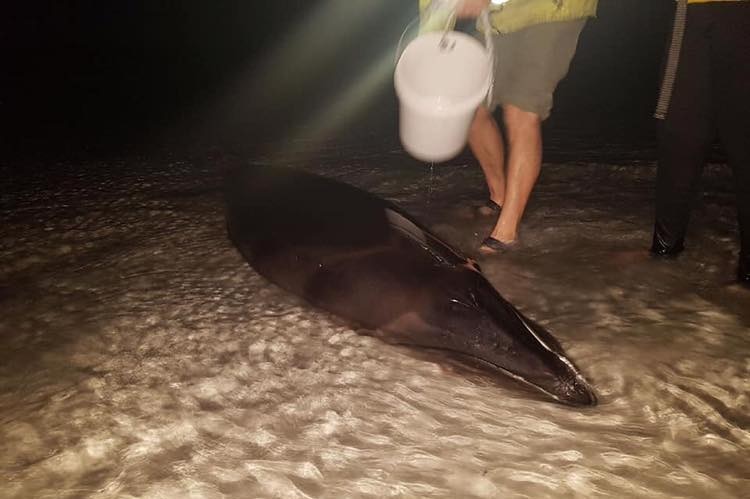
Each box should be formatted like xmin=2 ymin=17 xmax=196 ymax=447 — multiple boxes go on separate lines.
xmin=394 ymin=7 xmax=494 ymax=163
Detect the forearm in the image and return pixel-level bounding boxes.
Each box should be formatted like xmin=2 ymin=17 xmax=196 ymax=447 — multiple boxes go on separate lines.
xmin=457 ymin=0 xmax=491 ymax=18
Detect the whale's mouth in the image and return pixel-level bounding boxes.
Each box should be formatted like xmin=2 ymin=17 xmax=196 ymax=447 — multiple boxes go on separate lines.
xmin=497 ymin=308 xmax=598 ymax=406
xmin=476 ymin=357 xmax=598 ymax=407
xmin=554 ymin=373 xmax=598 ymax=407
xmin=422 ymin=347 xmax=598 ymax=407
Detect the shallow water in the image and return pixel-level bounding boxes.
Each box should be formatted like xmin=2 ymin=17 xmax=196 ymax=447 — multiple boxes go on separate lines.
xmin=1 ymin=141 xmax=749 ymax=498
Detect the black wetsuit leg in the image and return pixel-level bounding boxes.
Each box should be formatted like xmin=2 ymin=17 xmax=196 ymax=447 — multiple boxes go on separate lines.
xmin=652 ymin=5 xmax=715 ymax=256
xmin=711 ymin=4 xmax=750 ymax=278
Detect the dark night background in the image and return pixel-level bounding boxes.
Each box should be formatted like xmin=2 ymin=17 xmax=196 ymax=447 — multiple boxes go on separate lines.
xmin=5 ymin=6 xmax=750 ymax=496
xmin=1 ymin=1 xmax=674 ymax=163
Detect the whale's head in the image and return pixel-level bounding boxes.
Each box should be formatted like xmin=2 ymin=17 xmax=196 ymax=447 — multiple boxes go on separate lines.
xmin=424 ymin=267 xmax=597 ymax=407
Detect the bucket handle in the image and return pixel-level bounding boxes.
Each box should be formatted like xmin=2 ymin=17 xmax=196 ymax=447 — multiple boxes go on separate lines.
xmin=394 ymin=16 xmax=420 ymax=67
xmin=395 ymin=8 xmax=495 ymax=108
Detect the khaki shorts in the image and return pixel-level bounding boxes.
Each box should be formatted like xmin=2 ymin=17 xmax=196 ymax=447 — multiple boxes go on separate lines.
xmin=490 ymin=19 xmax=587 ymax=120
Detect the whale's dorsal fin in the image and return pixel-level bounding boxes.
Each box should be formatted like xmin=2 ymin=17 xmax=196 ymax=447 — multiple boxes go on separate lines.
xmin=384 ymin=207 xmax=471 ymax=268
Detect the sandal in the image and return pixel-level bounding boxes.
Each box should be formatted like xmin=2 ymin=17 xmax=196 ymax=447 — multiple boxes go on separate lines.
xmin=479 ymin=236 xmax=518 ymax=254
xmin=477 ymin=199 xmax=502 ymax=217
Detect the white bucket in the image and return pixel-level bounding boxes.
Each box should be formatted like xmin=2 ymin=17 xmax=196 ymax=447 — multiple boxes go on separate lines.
xmin=394 ymin=31 xmax=491 ymax=163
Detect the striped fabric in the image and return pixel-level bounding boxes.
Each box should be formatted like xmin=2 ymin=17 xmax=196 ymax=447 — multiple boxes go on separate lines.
xmin=654 ymin=0 xmax=688 ymax=120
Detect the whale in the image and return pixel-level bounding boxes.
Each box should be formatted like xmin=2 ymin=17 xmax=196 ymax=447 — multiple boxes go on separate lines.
xmin=226 ymin=166 xmax=597 ymax=406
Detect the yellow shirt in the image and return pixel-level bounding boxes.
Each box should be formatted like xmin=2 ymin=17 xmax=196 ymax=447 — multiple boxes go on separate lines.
xmin=419 ymin=0 xmax=598 ymax=34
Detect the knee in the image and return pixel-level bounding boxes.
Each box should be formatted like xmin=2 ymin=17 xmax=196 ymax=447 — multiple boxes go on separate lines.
xmin=469 ymin=105 xmax=501 ymax=140
xmin=503 ymin=105 xmax=541 ymax=130
xmin=472 ymin=106 xmax=494 ymax=128
xmin=502 ymin=105 xmax=541 ymax=142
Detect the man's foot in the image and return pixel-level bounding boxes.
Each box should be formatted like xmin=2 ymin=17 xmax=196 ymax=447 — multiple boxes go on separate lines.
xmin=477 ymin=199 xmax=503 ymax=217
xmin=650 ymin=230 xmax=684 ymax=258
xmin=738 ymin=252 xmax=750 ymax=288
xmin=479 ymin=236 xmax=517 ymax=255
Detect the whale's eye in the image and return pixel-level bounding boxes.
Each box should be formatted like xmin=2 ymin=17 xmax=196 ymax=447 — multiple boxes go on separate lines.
xmin=447 ymin=299 xmax=471 ymax=313
xmin=447 ymin=297 xmax=478 ymax=314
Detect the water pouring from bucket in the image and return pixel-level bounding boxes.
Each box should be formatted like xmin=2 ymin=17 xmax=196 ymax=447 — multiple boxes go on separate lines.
xmin=394 ymin=2 xmax=494 ymax=163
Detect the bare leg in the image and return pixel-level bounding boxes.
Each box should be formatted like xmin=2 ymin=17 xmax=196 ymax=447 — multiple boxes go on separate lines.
xmin=487 ymin=104 xmax=542 ymax=244
xmin=468 ymin=105 xmax=506 ymax=208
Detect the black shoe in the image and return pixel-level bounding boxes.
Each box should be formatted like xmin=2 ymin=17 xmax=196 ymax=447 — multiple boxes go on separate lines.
xmin=738 ymin=252 xmax=750 ymax=288
xmin=650 ymin=230 xmax=684 ymax=258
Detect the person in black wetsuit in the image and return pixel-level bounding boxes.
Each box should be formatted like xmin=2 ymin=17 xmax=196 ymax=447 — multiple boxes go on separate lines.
xmin=651 ymin=0 xmax=750 ymax=287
